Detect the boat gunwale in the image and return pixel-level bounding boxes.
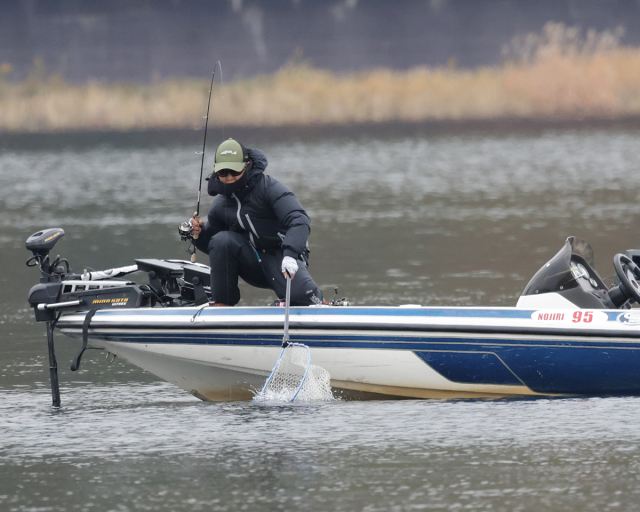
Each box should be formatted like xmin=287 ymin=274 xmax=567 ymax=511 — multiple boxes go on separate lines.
xmin=56 ymin=321 xmax=640 ymax=343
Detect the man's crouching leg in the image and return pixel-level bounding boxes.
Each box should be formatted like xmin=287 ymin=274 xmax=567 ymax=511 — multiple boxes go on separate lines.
xmin=208 ymin=231 xmax=262 ymax=306
xmin=261 ymin=252 xmax=323 ymax=306
xmin=289 ymin=266 xmax=324 ymax=306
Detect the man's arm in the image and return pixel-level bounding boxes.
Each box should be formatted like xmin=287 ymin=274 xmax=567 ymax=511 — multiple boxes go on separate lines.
xmin=266 ymin=177 xmax=311 ymax=261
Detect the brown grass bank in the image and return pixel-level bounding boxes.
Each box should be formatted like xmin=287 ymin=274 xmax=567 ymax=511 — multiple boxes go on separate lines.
xmin=1 ymin=23 xmax=640 ymax=133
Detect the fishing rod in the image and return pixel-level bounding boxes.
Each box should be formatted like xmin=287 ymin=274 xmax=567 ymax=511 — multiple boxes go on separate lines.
xmin=179 ymin=61 xmax=221 ymax=262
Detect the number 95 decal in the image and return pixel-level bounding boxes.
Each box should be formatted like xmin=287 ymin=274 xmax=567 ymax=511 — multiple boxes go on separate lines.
xmin=572 ymin=311 xmax=593 ymax=323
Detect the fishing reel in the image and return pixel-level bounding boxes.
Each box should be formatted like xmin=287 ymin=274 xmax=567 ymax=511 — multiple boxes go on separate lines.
xmin=178 ymin=220 xmax=194 ymax=242
xmin=330 ymin=287 xmax=351 ymax=307
xmin=178 ymin=220 xmax=199 ymax=262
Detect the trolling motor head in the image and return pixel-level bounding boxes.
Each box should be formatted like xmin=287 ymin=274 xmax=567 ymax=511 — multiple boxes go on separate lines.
xmin=26 ymin=228 xmax=65 ymax=258
xmin=25 ymin=228 xmax=70 ymax=280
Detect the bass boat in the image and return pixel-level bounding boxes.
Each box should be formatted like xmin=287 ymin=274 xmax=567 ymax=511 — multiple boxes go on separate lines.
xmin=25 ymin=228 xmax=640 ymax=404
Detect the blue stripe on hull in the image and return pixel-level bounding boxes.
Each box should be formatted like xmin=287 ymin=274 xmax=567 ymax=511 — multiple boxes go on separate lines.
xmin=413 ymin=347 xmax=640 ymax=394
xmin=414 ymin=351 xmax=524 ymax=386
xmin=497 ymin=346 xmax=640 ymax=395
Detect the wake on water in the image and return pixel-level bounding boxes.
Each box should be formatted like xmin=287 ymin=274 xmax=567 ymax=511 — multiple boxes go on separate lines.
xmin=253 ymin=344 xmax=336 ymax=403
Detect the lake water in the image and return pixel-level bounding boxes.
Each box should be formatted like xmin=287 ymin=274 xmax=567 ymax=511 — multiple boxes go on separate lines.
xmin=2 ymin=126 xmax=640 ymax=511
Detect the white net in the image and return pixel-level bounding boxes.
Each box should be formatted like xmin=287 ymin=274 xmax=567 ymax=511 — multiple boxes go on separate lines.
xmin=255 ymin=343 xmax=334 ymax=402
xmin=295 ymin=363 xmax=334 ymax=402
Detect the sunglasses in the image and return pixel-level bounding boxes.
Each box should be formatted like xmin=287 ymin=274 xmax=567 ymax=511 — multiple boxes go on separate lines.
xmin=216 ymin=169 xmax=242 ymax=178
xmin=216 ymin=162 xmax=248 ymax=178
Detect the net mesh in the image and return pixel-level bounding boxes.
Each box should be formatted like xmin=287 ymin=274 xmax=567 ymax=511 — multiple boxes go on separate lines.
xmin=295 ymin=363 xmax=334 ymax=401
xmin=256 ymin=343 xmax=334 ymax=402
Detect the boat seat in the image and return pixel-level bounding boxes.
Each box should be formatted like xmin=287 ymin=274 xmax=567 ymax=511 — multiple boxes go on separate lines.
xmin=182 ymin=264 xmax=210 ymax=287
xmin=135 ymin=259 xmax=184 ymax=279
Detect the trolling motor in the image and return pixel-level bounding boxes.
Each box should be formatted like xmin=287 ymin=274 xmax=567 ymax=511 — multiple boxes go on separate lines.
xmin=25 ymin=228 xmax=67 ymax=407
xmin=25 ymin=227 xmax=216 ymax=406
xmin=25 ymin=228 xmax=146 ymax=407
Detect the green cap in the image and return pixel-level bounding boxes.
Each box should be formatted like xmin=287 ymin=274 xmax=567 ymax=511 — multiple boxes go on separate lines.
xmin=214 ymin=138 xmax=248 ymax=174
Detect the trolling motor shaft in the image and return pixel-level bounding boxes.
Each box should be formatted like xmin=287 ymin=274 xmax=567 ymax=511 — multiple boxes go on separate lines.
xmin=46 ymin=321 xmax=61 ymax=407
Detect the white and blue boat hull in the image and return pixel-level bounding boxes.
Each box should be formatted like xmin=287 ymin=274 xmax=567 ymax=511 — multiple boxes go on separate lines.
xmin=57 ymin=306 xmax=640 ymax=400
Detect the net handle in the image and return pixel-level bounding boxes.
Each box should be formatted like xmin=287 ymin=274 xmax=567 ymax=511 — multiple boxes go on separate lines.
xmin=258 ymin=273 xmax=294 ymax=397
xmin=282 ymin=273 xmax=291 ymax=347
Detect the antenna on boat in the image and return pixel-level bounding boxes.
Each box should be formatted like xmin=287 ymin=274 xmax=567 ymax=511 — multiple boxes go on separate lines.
xmin=188 ymin=61 xmax=220 ymax=263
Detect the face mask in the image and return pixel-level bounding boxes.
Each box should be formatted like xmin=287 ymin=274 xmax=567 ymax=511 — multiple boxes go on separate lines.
xmin=207 ymin=169 xmax=249 ymax=197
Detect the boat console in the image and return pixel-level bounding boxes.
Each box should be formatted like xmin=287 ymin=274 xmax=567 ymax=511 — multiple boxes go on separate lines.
xmin=517 ymin=236 xmax=640 ymax=310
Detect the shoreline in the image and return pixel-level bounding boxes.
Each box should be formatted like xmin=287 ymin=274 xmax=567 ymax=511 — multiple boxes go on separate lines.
xmin=2 ymin=116 xmax=640 ymax=150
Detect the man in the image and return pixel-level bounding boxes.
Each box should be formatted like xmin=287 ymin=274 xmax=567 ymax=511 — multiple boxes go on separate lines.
xmin=190 ymin=138 xmax=324 ymax=307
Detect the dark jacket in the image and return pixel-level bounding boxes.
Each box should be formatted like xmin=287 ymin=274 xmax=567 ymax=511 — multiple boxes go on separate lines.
xmin=194 ymin=148 xmax=311 ymax=261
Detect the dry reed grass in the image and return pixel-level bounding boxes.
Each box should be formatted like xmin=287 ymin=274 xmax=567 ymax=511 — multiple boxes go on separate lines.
xmin=1 ymin=23 xmax=640 ymax=133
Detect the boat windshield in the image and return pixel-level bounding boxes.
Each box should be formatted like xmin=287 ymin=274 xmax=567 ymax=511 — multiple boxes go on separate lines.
xmin=566 ymin=236 xmax=595 ymax=268
xmin=521 ymin=236 xmax=599 ymax=296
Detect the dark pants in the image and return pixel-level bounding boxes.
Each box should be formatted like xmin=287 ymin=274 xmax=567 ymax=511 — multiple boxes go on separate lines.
xmin=207 ymin=231 xmax=324 ymax=306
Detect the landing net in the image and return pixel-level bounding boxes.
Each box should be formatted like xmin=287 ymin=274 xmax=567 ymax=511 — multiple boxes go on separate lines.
xmin=255 ymin=343 xmax=334 ymax=402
